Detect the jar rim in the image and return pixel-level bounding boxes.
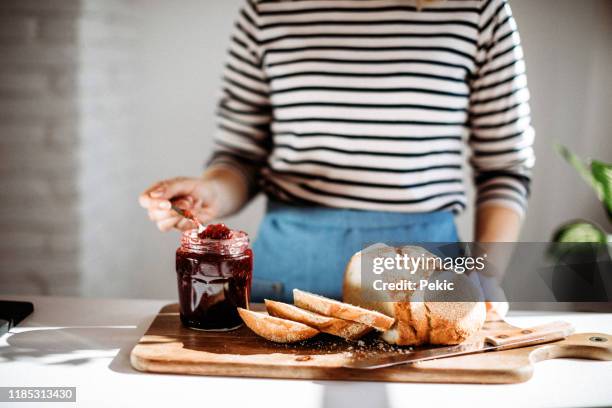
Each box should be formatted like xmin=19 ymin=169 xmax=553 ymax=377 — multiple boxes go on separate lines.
xmin=179 ymin=228 xmax=249 ymax=256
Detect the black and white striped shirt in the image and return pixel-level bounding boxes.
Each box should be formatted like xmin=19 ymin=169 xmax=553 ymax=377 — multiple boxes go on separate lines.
xmin=209 ymin=0 xmax=534 ymax=216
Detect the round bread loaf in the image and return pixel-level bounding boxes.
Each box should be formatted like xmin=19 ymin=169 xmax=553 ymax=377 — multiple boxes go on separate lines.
xmin=343 ymin=244 xmax=486 ymax=346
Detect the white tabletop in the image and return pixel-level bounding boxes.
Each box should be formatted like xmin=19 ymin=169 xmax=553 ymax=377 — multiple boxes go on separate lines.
xmin=0 ymin=295 xmax=611 ymax=408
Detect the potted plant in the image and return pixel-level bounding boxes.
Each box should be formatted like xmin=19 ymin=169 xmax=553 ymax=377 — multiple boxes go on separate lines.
xmin=547 ymin=145 xmax=611 ymax=303
xmin=551 ymin=145 xmax=612 ymax=244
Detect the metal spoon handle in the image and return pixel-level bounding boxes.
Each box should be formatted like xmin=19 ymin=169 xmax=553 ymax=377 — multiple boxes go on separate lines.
xmin=171 ymin=205 xmax=204 ymax=232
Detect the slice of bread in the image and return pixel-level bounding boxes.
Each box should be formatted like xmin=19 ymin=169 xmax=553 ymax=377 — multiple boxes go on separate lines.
xmin=293 ymin=289 xmax=395 ymax=331
xmin=237 ymin=308 xmax=319 ymax=343
xmin=265 ymin=299 xmax=372 ymax=341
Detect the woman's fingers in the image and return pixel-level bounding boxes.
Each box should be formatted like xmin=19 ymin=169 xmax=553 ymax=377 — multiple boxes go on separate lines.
xmin=156 ymin=216 xmax=181 ymax=232
xmin=148 ymin=208 xmax=217 ymax=232
xmin=173 ymin=196 xmax=195 ymax=210
xmin=148 ymin=208 xmax=175 ymax=222
xmin=148 ymin=208 xmax=199 ymax=232
xmin=139 ymin=192 xmax=170 ymax=210
xmin=141 ymin=198 xmax=172 ymax=212
xmin=148 ymin=197 xmax=208 ymax=231
xmin=176 ymin=218 xmax=195 ymax=231
xmin=150 ymin=177 xmax=198 ymax=200
xmin=139 ymin=177 xmax=220 ymax=232
xmin=139 ymin=177 xmax=199 ymax=209
xmin=139 ymin=181 xmax=165 ymax=208
xmin=149 ymin=209 xmax=199 ymax=231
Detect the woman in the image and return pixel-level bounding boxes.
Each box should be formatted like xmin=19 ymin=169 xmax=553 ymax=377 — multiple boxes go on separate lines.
xmin=139 ymin=0 xmax=533 ymax=308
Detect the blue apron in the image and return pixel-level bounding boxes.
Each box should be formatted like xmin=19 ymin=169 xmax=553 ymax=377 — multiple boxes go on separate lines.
xmin=251 ymin=200 xmax=459 ymax=302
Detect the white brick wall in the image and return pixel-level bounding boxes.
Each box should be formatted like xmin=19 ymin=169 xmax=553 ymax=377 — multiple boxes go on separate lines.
xmin=0 ymin=0 xmax=136 ymax=296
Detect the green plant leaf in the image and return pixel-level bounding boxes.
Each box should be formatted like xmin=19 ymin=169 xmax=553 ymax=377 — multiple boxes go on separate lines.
xmin=591 ymin=160 xmax=612 ymax=220
xmin=555 ymin=144 xmax=604 ymax=198
xmin=552 ymin=220 xmax=608 ymax=243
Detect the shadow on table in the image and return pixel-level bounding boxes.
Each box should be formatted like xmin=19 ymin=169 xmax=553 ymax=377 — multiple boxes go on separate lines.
xmin=1 ymin=314 xmax=156 ymax=371
xmin=2 ymin=327 xmax=135 ymax=366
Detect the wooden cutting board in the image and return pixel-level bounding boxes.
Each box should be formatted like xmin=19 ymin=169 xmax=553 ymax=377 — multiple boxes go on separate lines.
xmin=130 ymin=303 xmax=612 ymax=384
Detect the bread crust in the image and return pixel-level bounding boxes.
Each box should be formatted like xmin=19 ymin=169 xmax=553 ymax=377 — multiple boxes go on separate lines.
xmin=293 ymin=289 xmax=395 ymax=331
xmin=237 ymin=308 xmax=319 ymax=343
xmin=426 ymin=300 xmax=486 ymax=345
xmin=265 ymin=299 xmax=372 ymax=341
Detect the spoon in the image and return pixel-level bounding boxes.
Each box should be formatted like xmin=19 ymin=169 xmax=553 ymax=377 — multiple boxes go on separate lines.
xmin=171 ymin=205 xmax=205 ymax=233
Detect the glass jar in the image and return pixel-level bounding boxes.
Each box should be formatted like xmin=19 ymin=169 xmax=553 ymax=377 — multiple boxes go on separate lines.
xmin=175 ymin=228 xmax=253 ymax=331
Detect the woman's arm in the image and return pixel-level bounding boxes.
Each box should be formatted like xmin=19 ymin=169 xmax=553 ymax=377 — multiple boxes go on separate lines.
xmin=470 ymin=0 xmax=535 ymax=316
xmin=475 ymin=205 xmax=521 ymax=243
xmin=202 ymin=165 xmax=251 ymax=217
xmin=469 ymin=0 xmax=535 ymax=234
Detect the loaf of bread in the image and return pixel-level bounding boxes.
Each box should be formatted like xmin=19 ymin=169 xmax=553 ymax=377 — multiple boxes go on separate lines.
xmin=343 ymin=244 xmax=486 ymax=346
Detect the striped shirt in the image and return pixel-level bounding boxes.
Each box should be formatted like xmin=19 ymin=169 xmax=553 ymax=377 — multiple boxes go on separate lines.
xmin=209 ymin=0 xmax=535 ymax=216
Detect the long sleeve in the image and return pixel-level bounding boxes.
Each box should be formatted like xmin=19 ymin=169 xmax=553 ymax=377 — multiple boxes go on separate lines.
xmin=208 ymin=0 xmax=271 ymax=197
xmin=469 ymin=0 xmax=535 ymax=217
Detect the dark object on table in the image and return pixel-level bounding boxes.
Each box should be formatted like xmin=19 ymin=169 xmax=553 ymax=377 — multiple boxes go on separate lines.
xmin=0 ymin=300 xmax=34 ymax=335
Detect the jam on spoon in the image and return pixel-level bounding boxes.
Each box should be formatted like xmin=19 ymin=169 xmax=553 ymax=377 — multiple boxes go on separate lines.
xmin=171 ymin=205 xmax=205 ymax=232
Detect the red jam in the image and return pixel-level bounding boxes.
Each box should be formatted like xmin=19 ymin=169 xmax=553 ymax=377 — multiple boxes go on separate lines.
xmin=176 ymin=227 xmax=252 ymax=331
xmin=198 ymin=223 xmax=232 ymax=240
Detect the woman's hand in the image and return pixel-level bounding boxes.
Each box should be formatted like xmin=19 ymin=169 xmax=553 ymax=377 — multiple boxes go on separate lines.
xmin=139 ymin=166 xmax=251 ymax=232
xmin=139 ymin=177 xmax=220 ymax=232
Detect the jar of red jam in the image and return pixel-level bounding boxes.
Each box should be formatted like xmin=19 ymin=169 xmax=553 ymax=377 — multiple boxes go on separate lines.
xmin=175 ymin=224 xmax=253 ymax=331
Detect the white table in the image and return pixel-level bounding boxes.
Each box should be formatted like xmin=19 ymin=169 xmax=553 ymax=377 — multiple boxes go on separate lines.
xmin=0 ymin=295 xmax=611 ymax=408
